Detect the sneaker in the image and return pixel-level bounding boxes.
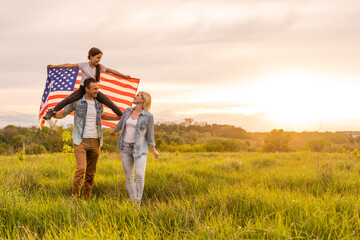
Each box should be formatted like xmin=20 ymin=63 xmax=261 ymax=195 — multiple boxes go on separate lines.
xmin=42 ymin=108 xmax=54 ymax=120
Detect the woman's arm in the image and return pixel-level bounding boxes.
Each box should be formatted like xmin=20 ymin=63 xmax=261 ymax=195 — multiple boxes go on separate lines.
xmin=146 ymin=114 xmax=159 ymax=158
xmin=47 ymin=63 xmax=79 ymax=68
xmin=102 ymin=114 xmax=121 ymax=121
xmin=106 ymin=68 xmax=131 ymax=79
xmin=110 ymin=110 xmax=127 ymax=137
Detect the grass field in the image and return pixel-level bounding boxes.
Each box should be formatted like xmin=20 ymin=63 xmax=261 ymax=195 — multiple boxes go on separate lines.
xmin=1 ymin=151 xmax=360 ymax=239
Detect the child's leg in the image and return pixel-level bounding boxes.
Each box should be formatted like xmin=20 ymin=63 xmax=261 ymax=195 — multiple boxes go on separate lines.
xmin=53 ymin=86 xmax=85 ymax=112
xmin=96 ymin=91 xmax=123 ymax=116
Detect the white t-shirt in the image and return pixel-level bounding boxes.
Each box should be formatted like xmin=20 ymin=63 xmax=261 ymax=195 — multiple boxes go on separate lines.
xmin=123 ymin=117 xmax=137 ymax=143
xmin=78 ymin=62 xmax=107 ymax=86
xmin=83 ymin=99 xmax=99 ymax=138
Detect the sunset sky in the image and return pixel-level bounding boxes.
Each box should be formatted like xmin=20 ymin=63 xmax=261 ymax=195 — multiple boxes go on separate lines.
xmin=1 ymin=0 xmax=360 ymax=132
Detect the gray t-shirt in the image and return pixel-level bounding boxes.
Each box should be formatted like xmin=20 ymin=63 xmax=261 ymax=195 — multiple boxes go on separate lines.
xmin=78 ymin=62 xmax=107 ymax=86
xmin=83 ymin=99 xmax=99 ymax=138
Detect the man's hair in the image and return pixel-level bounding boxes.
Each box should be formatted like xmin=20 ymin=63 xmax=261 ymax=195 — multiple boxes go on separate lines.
xmin=84 ymin=78 xmax=97 ymax=89
xmin=139 ymin=91 xmax=152 ymax=111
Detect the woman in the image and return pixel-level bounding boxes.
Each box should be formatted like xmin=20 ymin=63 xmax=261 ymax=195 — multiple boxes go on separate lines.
xmin=43 ymin=47 xmax=131 ymax=120
xmin=111 ymin=91 xmax=159 ymax=207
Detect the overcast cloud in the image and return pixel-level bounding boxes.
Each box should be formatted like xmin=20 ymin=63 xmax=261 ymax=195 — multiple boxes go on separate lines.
xmin=1 ymin=0 xmax=360 ymax=131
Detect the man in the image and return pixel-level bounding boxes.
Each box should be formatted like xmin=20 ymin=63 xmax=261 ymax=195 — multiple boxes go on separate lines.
xmin=53 ymin=78 xmax=121 ymax=199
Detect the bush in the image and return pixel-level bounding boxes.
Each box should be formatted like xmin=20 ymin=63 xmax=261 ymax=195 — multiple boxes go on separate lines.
xmin=0 ymin=146 xmax=6 ymax=155
xmin=26 ymin=143 xmax=47 ymax=155
xmin=174 ymin=144 xmax=206 ymax=152
xmin=306 ymin=138 xmax=331 ymax=152
xmin=101 ymin=143 xmax=118 ymax=153
xmin=204 ymin=138 xmax=247 ymax=152
xmin=263 ymin=129 xmax=292 ymax=152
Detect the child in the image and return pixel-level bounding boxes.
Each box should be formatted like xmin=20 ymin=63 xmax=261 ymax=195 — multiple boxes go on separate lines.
xmin=43 ymin=47 xmax=131 ymax=120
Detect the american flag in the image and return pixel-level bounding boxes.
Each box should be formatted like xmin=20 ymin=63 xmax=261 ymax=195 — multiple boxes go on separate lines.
xmin=39 ymin=68 xmax=140 ymax=128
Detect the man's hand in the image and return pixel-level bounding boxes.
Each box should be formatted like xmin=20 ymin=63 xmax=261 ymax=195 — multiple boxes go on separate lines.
xmin=110 ymin=129 xmax=117 ymax=138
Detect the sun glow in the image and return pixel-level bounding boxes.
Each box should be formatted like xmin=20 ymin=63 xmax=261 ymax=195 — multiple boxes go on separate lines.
xmin=251 ymin=71 xmax=349 ymax=127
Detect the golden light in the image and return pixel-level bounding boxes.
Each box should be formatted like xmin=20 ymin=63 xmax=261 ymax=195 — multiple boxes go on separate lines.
xmin=250 ymin=70 xmax=346 ymax=127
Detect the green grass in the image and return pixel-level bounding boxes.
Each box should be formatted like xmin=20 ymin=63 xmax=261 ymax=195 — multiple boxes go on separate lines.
xmin=1 ymin=151 xmax=360 ymax=239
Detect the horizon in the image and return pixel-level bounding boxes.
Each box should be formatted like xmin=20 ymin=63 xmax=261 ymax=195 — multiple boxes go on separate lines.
xmin=1 ymin=117 xmax=360 ymax=134
xmin=2 ymin=0 xmax=360 ymax=132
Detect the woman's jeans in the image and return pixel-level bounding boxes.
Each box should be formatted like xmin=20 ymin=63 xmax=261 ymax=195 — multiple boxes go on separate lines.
xmin=121 ymin=142 xmax=147 ymax=204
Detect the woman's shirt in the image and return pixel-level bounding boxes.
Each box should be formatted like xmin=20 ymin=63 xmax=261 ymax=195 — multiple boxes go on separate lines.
xmin=78 ymin=62 xmax=107 ymax=86
xmin=114 ymin=107 xmax=155 ymax=158
xmin=123 ymin=117 xmax=137 ymax=143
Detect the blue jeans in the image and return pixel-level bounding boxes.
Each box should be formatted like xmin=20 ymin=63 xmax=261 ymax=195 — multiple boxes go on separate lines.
xmin=121 ymin=142 xmax=147 ymax=204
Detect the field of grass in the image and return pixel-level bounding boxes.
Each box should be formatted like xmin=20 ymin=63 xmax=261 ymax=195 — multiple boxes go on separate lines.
xmin=1 ymin=151 xmax=360 ymax=239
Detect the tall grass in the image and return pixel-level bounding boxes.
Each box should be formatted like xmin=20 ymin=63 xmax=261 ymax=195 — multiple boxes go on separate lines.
xmin=1 ymin=152 xmax=360 ymax=239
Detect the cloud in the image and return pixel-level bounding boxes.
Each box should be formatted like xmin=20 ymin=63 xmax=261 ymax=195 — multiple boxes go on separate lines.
xmin=0 ymin=112 xmax=38 ymax=127
xmin=1 ymin=0 xmax=360 ymax=131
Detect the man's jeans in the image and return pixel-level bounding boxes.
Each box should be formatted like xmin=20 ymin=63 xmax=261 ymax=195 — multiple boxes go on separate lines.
xmin=121 ymin=142 xmax=147 ymax=204
xmin=73 ymin=138 xmax=100 ymax=199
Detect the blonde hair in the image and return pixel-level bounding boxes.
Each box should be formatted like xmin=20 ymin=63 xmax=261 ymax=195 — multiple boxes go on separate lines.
xmin=139 ymin=91 xmax=152 ymax=111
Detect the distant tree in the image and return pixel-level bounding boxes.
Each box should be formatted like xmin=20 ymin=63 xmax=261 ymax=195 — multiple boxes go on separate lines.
xmin=263 ymin=129 xmax=292 ymax=152
xmin=48 ymin=119 xmax=59 ymax=130
xmin=306 ymin=137 xmax=331 ymax=152
xmin=182 ymin=118 xmax=194 ymax=127
xmin=183 ymin=130 xmax=198 ymax=145
xmin=26 ymin=143 xmax=46 ymax=155
xmin=10 ymin=134 xmax=25 ymax=152
xmin=3 ymin=125 xmax=21 ymax=142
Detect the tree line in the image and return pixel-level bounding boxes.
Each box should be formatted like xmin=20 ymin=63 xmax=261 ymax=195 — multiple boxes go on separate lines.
xmin=1 ymin=119 xmax=359 ymax=155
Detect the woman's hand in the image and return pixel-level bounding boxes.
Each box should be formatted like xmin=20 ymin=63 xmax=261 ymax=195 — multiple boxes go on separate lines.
xmin=152 ymin=147 xmax=159 ymax=159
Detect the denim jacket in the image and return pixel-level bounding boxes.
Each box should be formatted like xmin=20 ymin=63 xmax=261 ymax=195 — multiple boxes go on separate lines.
xmin=114 ymin=107 xmax=155 ymax=158
xmin=63 ymin=95 xmax=104 ymax=146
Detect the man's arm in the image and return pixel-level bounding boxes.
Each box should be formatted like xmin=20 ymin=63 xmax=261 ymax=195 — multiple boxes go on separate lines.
xmin=53 ymin=101 xmax=75 ymax=119
xmin=53 ymin=110 xmax=67 ymax=119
